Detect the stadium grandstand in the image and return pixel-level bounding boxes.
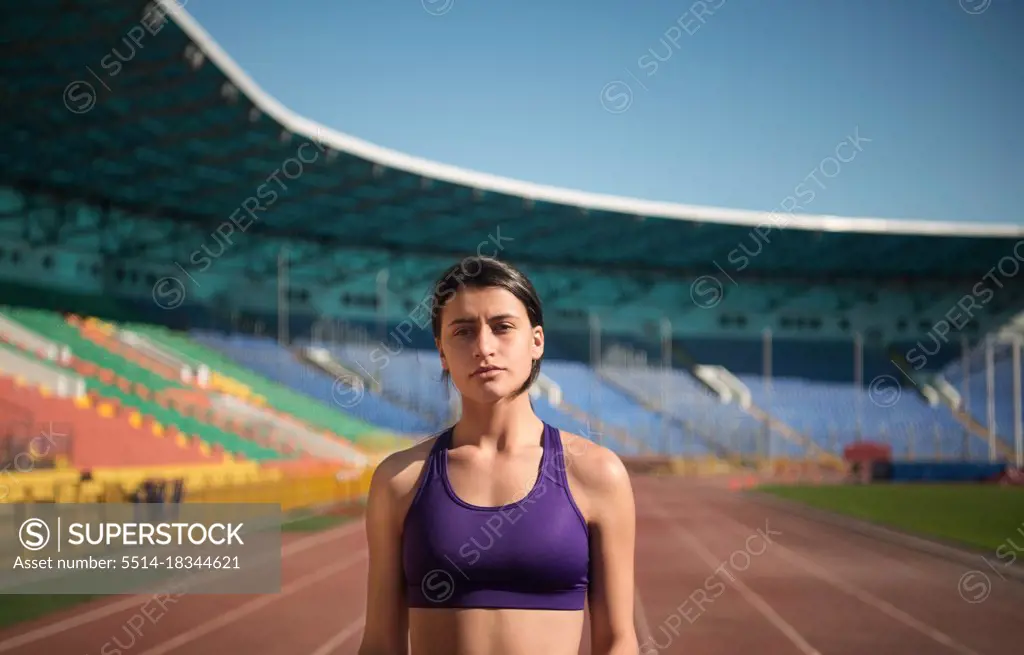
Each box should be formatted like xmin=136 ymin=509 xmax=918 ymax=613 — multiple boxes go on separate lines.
xmin=1 ymin=2 xmax=1023 ymax=652
xmin=2 ymin=0 xmax=1024 ymax=507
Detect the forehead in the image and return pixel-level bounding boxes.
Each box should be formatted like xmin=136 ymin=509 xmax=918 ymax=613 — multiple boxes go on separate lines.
xmin=442 ymin=286 xmax=526 ymax=319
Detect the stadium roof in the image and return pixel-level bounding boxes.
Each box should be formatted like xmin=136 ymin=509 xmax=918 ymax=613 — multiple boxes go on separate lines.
xmin=174 ymin=4 xmax=1019 ymax=238
xmin=174 ymin=4 xmax=1019 ymax=236
xmin=4 ymin=1 xmax=1023 ymax=282
xmin=3 ymin=1 xmax=1024 ymax=364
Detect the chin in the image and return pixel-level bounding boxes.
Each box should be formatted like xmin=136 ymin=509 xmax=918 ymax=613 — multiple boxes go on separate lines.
xmin=458 ymin=375 xmax=526 ymax=404
xmin=462 ymin=384 xmax=511 ymax=404
xmin=460 ymin=390 xmax=505 ymax=405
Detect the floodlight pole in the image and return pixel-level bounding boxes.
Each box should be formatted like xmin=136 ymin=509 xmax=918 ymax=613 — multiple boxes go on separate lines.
xmin=762 ymin=327 xmax=772 ymax=461
xmin=961 ymin=336 xmax=971 ymax=460
xmin=1014 ymin=334 xmax=1023 ymax=469
xmin=376 ymin=268 xmax=389 ymax=384
xmin=660 ymin=317 xmax=672 ymax=455
xmin=589 ymin=313 xmax=601 ymax=446
xmin=277 ymin=247 xmax=288 ymax=346
xmin=985 ymin=335 xmax=996 ymax=463
xmin=854 ymin=332 xmax=863 ymax=443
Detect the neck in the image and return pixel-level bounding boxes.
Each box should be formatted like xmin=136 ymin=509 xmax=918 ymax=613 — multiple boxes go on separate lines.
xmin=452 ymin=392 xmax=544 ymax=451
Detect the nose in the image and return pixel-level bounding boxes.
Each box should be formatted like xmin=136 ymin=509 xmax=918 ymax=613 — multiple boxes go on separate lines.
xmin=473 ymin=326 xmax=498 ymax=359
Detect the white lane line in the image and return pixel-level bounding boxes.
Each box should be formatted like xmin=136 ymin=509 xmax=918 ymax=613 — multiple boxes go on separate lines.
xmin=136 ymin=551 xmax=368 ymax=655
xmin=308 ymin=615 xmax=366 ymax=655
xmin=0 ymin=520 xmax=365 ymax=652
xmin=649 ymin=503 xmax=822 ymax=655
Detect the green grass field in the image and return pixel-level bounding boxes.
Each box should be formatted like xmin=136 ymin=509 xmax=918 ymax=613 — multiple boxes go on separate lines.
xmin=757 ymin=483 xmax=1024 ymax=552
xmin=0 ymin=593 xmax=100 ymax=630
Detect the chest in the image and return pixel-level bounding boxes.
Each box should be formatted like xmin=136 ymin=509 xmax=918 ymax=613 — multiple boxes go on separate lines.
xmin=401 ymin=444 xmax=591 ymax=597
xmin=407 ymin=459 xmax=589 ymax=587
xmin=443 ymin=447 xmax=550 ymax=508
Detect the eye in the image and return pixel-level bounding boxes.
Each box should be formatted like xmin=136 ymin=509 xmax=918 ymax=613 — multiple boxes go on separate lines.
xmin=493 ymin=323 xmax=513 ymax=333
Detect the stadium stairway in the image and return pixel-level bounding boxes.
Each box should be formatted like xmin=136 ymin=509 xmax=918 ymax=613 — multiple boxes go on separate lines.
xmin=0 ymin=307 xmax=370 ymax=509
xmin=0 ymin=309 xmax=289 ymax=462
xmin=0 ymin=328 xmax=365 ymax=506
xmin=941 ymin=353 xmax=1019 ymax=458
xmin=596 ymin=364 xmax=806 ymax=462
xmin=887 ymin=349 xmax=1010 ymax=459
xmin=0 ymin=336 xmax=269 ymax=466
xmin=951 ymin=408 xmax=1013 ymax=458
xmin=315 ymin=341 xmax=450 ymax=427
xmin=83 ymin=320 xmax=369 ymax=464
xmin=299 ymin=341 xmax=450 ymax=430
xmin=736 ymin=374 xmax=985 ymax=459
xmin=193 ymin=334 xmax=437 ymax=435
xmin=103 ymin=318 xmax=267 ymax=407
xmin=119 ymin=324 xmax=411 ymax=455
xmin=585 ymin=337 xmax=810 ymax=463
xmin=312 ymin=342 xmax=639 ymax=452
xmin=0 ymin=368 xmax=215 ymax=470
xmin=603 ymin=333 xmax=987 ymax=462
xmin=0 ymin=379 xmax=291 ymax=502
xmin=539 ymin=359 xmax=707 ymax=458
xmin=665 ymin=336 xmax=1004 ymax=461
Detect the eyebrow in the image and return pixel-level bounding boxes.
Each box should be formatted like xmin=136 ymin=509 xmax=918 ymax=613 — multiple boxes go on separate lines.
xmin=447 ymin=314 xmax=517 ymax=327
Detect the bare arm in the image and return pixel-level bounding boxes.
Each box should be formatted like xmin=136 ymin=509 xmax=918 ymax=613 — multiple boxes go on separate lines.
xmin=585 ymin=450 xmax=638 ymax=655
xmin=358 ymin=460 xmax=409 ymax=655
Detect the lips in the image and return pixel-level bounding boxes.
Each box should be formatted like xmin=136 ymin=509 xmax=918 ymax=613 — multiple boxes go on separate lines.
xmin=472 ymin=366 xmax=504 ymax=377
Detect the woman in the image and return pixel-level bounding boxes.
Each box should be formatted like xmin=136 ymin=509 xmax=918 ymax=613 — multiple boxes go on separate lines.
xmin=358 ymin=256 xmax=638 ymax=655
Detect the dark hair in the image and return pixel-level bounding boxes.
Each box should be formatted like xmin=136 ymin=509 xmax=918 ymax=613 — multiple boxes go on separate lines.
xmin=430 ymin=256 xmax=544 ymax=398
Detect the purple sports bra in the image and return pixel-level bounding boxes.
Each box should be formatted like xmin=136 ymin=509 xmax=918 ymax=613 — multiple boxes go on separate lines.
xmin=401 ymin=421 xmax=590 ymax=611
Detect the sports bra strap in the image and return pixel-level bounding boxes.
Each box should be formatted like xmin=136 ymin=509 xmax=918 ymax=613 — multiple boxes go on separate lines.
xmin=427 ymin=423 xmax=570 ymax=491
xmin=427 ymin=428 xmax=451 ymax=478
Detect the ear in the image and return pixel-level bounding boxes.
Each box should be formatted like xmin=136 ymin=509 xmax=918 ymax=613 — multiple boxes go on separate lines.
xmin=436 ymin=338 xmax=448 ymax=371
xmin=531 ymin=325 xmax=545 ymax=361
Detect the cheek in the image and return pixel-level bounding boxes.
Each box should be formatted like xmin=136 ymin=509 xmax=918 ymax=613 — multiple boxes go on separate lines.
xmin=511 ymin=335 xmax=537 ymax=362
xmin=444 ymin=343 xmax=474 ymax=371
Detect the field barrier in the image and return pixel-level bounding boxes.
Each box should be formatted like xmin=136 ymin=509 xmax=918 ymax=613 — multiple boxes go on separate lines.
xmin=2 ymin=461 xmax=375 ymax=515
xmin=620 ymin=454 xmax=848 ymax=479
xmin=184 ymin=465 xmax=373 ymax=511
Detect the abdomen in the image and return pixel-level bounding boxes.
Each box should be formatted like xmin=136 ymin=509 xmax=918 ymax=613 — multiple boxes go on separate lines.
xmin=408 ymin=607 xmax=584 ymax=655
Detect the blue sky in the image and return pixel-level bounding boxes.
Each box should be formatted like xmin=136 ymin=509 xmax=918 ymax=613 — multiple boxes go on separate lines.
xmin=182 ymin=0 xmax=1023 ymax=224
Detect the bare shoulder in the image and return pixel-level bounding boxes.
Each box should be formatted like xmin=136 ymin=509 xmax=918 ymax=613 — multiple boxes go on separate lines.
xmin=370 ymin=435 xmax=439 ymax=503
xmin=557 ymin=430 xmax=633 ymax=506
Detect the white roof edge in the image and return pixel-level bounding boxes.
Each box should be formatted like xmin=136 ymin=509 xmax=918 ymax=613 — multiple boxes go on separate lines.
xmin=164 ymin=2 xmax=1024 ymax=239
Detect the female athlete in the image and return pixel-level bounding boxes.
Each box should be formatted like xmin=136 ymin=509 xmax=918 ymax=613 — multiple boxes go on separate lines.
xmin=358 ymin=256 xmax=637 ymax=655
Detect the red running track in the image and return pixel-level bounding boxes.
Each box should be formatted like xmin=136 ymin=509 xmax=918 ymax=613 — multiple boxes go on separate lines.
xmin=631 ymin=476 xmax=1024 ymax=655
xmin=1 ymin=477 xmax=1023 ymax=654
xmin=0 ymin=521 xmax=370 ymax=655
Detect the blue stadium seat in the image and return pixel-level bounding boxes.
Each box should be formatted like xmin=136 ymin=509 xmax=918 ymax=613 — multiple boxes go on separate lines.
xmin=737 ymin=374 xmax=980 ymax=458
xmin=191 ymin=333 xmax=442 ymax=436
xmin=326 ymin=342 xmax=451 ymax=425
xmin=540 ymin=360 xmax=711 ymax=457
xmin=306 ymin=341 xmax=641 ymax=454
xmin=942 ymin=347 xmax=1022 ymax=455
xmin=600 ymin=365 xmax=802 ymax=458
